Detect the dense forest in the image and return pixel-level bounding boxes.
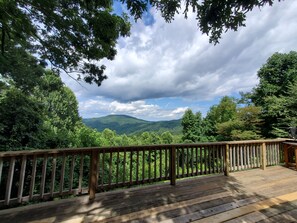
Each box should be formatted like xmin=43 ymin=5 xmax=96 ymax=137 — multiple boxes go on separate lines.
xmin=1 ymin=50 xmax=297 ymax=151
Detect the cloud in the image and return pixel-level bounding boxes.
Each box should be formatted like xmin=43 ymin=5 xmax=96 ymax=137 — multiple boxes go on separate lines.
xmin=62 ymin=1 xmax=297 ymax=120
xmin=79 ymin=97 xmax=188 ymax=120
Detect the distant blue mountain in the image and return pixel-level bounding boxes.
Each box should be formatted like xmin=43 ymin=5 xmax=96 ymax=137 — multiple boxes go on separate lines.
xmin=83 ymin=115 xmax=182 ymax=135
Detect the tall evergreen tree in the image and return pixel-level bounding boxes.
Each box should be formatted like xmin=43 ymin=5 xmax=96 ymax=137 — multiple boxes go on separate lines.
xmin=250 ymin=51 xmax=297 ymax=137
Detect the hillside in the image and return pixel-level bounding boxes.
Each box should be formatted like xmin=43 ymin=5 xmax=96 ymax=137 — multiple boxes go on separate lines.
xmin=83 ymin=115 xmax=182 ymax=135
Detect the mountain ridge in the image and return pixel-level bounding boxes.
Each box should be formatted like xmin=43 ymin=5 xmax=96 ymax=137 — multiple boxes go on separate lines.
xmin=83 ymin=115 xmax=182 ymax=135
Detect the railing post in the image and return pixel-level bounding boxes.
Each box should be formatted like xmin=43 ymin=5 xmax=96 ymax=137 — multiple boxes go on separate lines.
xmin=169 ymin=146 xmax=176 ymax=185
xmin=261 ymin=142 xmax=267 ymax=170
xmin=89 ymin=149 xmax=99 ymax=200
xmin=284 ymin=143 xmax=289 ymax=167
xmin=224 ymin=144 xmax=230 ymax=176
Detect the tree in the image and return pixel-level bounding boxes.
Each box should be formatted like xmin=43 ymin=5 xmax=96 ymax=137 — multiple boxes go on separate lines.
xmin=204 ymin=96 xmax=237 ymax=140
xmin=216 ymin=105 xmax=262 ymax=141
xmin=0 ymin=0 xmax=280 ymax=86
xmin=34 ymin=71 xmax=82 ymax=148
xmin=250 ymin=51 xmax=297 ymax=137
xmin=0 ymin=0 xmax=130 ymax=86
xmin=0 ymin=54 xmax=83 ymax=150
xmin=101 ymin=128 xmax=117 ymax=146
xmin=120 ymin=0 xmax=281 ymax=44
xmin=181 ymin=109 xmax=208 ymax=142
xmin=181 ymin=109 xmax=197 ymax=142
xmin=0 ymin=87 xmax=44 ymax=150
xmin=74 ymin=125 xmax=102 ymax=147
xmin=161 ymin=131 xmax=174 ymax=144
xmin=0 ymin=45 xmax=45 ymax=93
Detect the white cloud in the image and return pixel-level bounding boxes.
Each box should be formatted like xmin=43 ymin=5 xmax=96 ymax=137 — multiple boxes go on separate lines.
xmin=62 ymin=1 xmax=297 ymax=120
xmin=79 ymin=97 xmax=187 ymax=120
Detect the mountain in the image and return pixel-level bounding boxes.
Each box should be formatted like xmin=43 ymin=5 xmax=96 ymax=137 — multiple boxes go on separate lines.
xmin=83 ymin=115 xmax=182 ymax=135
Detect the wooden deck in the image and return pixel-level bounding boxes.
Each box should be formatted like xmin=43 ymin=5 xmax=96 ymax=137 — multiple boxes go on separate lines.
xmin=1 ymin=166 xmax=297 ymax=223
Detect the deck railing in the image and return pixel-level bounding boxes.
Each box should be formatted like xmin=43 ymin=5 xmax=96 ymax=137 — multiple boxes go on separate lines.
xmin=0 ymin=139 xmax=287 ymax=207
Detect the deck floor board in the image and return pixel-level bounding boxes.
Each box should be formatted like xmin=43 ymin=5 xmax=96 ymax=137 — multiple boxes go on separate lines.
xmin=1 ymin=166 xmax=297 ymax=223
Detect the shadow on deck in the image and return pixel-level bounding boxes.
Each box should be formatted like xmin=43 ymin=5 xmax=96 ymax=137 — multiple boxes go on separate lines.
xmin=1 ymin=166 xmax=297 ymax=223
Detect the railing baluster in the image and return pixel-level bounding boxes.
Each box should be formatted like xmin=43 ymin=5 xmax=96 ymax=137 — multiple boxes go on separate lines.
xmin=17 ymin=155 xmax=27 ymax=203
xmin=159 ymin=148 xmax=162 ymax=179
xmin=109 ymin=151 xmax=112 ymax=188
xmin=261 ymin=142 xmax=267 ymax=170
xmin=208 ymin=146 xmax=211 ymax=174
xmin=191 ymin=147 xmax=194 ymax=175
xmin=29 ymin=155 xmax=37 ymax=200
xmin=96 ymin=152 xmax=100 ymax=190
xmin=195 ymin=146 xmax=198 ymax=175
xmin=148 ymin=149 xmax=151 ymax=181
xmin=216 ymin=146 xmax=219 ymax=173
xmin=275 ymin=144 xmax=281 ymax=165
xmin=78 ymin=153 xmax=84 ymax=194
xmin=176 ymin=148 xmax=180 ymax=178
xmin=182 ymin=147 xmax=185 ymax=177
xmin=205 ymin=146 xmax=208 ymax=174
xmin=136 ymin=149 xmax=139 ymax=183
xmin=59 ymin=154 xmax=66 ymax=195
xmin=116 ymin=149 xmax=119 ymax=186
xmin=228 ymin=145 xmax=231 ymax=171
xmin=247 ymin=145 xmax=250 ymax=169
xmin=240 ymin=145 xmax=243 ymax=170
xmin=130 ymin=151 xmax=133 ymax=185
xmin=123 ymin=149 xmax=126 ymax=185
xmin=165 ymin=148 xmax=168 ymax=178
xmin=169 ymin=146 xmax=176 ymax=185
xmin=40 ymin=155 xmax=48 ymax=199
xmin=154 ymin=148 xmax=157 ymax=181
xmin=236 ymin=145 xmax=240 ymax=171
xmin=101 ymin=149 xmax=105 ymax=189
xmin=5 ymin=157 xmax=15 ymax=205
xmin=252 ymin=144 xmax=255 ymax=168
xmin=243 ymin=145 xmax=246 ymax=170
xmin=224 ymin=144 xmax=230 ymax=176
xmin=200 ymin=146 xmax=202 ymax=175
xmin=186 ymin=146 xmax=189 ymax=176
xmin=69 ymin=155 xmax=75 ymax=193
xmin=50 ymin=154 xmax=57 ymax=197
xmin=220 ymin=146 xmax=224 ymax=173
xmin=233 ymin=145 xmax=236 ymax=171
xmin=142 ymin=149 xmax=145 ymax=182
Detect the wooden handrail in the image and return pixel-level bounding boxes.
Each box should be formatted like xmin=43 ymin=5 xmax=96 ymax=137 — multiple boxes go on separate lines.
xmin=0 ymin=139 xmax=287 ymax=207
xmin=0 ymin=139 xmax=287 ymax=158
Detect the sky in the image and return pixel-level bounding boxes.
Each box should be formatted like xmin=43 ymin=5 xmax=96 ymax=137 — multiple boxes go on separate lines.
xmin=62 ymin=1 xmax=297 ymax=121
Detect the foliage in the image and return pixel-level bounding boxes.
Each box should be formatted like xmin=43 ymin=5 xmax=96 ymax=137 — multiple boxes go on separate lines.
xmin=181 ymin=109 xmax=207 ymax=142
xmin=0 ymin=87 xmax=44 ymax=150
xmin=0 ymin=0 xmax=280 ymax=86
xmin=0 ymin=45 xmax=45 ymax=92
xmin=249 ymin=51 xmax=297 ymax=137
xmin=216 ymin=105 xmax=262 ymax=141
xmin=180 ymin=97 xmax=263 ymax=142
xmin=123 ymin=0 xmax=278 ymax=44
xmin=0 ymin=0 xmax=130 ymax=86
xmin=0 ymin=49 xmax=82 ymax=150
xmin=204 ymin=96 xmax=237 ymax=140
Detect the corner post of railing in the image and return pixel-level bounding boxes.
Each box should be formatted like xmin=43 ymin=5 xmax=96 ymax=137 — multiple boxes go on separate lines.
xmin=169 ymin=145 xmax=176 ymax=186
xmin=261 ymin=142 xmax=267 ymax=170
xmin=224 ymin=143 xmax=230 ymax=176
xmin=89 ymin=149 xmax=99 ymax=200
